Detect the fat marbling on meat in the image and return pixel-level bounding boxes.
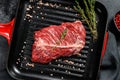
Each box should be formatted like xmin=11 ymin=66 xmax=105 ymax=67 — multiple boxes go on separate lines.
xmin=32 ymin=20 xmax=86 ymax=63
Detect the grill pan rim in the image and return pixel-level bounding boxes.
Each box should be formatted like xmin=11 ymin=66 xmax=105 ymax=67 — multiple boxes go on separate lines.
xmin=7 ymin=0 xmax=108 ymax=80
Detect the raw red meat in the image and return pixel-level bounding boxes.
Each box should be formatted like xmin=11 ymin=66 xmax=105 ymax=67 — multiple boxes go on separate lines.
xmin=32 ymin=21 xmax=86 ymax=63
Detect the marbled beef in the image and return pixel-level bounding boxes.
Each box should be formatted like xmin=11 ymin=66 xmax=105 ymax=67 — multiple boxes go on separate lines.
xmin=32 ymin=21 xmax=86 ymax=63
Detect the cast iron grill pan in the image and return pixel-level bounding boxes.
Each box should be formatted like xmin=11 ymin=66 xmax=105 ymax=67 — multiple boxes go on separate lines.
xmin=7 ymin=0 xmax=107 ymax=80
xmin=21 ymin=0 xmax=91 ymax=79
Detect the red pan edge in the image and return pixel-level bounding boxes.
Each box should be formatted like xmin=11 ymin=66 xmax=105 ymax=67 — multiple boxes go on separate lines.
xmin=0 ymin=19 xmax=15 ymax=44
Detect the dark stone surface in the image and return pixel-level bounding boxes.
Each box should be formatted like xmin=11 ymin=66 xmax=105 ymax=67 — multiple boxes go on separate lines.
xmin=98 ymin=0 xmax=120 ymax=20
xmin=0 ymin=0 xmax=18 ymax=23
xmin=0 ymin=36 xmax=13 ymax=80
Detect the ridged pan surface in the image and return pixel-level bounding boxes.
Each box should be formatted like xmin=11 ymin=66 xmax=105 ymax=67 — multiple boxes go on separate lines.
xmin=7 ymin=0 xmax=107 ymax=80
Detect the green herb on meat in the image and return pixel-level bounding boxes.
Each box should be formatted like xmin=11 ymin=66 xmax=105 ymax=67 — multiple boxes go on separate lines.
xmin=61 ymin=28 xmax=68 ymax=39
xmin=52 ymin=28 xmax=68 ymax=50
xmin=56 ymin=28 xmax=68 ymax=45
xmin=74 ymin=0 xmax=97 ymax=40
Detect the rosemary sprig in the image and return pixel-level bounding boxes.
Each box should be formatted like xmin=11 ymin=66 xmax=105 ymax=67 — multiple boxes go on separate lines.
xmin=61 ymin=28 xmax=68 ymax=39
xmin=74 ymin=0 xmax=97 ymax=40
xmin=52 ymin=29 xmax=68 ymax=50
xmin=57 ymin=28 xmax=68 ymax=45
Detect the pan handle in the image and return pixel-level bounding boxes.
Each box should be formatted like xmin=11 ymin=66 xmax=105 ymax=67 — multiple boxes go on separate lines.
xmin=0 ymin=19 xmax=15 ymax=44
xmin=101 ymin=31 xmax=109 ymax=59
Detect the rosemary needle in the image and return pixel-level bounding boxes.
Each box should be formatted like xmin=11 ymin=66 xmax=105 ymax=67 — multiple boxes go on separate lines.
xmin=61 ymin=28 xmax=68 ymax=39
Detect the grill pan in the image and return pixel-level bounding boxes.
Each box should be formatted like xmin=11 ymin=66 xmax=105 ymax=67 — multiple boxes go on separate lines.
xmin=7 ymin=0 xmax=108 ymax=80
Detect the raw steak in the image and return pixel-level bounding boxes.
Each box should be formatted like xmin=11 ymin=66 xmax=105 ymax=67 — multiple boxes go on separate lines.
xmin=32 ymin=21 xmax=86 ymax=63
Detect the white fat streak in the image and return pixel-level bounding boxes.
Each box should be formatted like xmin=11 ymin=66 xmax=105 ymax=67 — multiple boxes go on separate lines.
xmin=75 ymin=37 xmax=85 ymax=45
xmin=36 ymin=38 xmax=85 ymax=48
xmin=36 ymin=43 xmax=84 ymax=48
